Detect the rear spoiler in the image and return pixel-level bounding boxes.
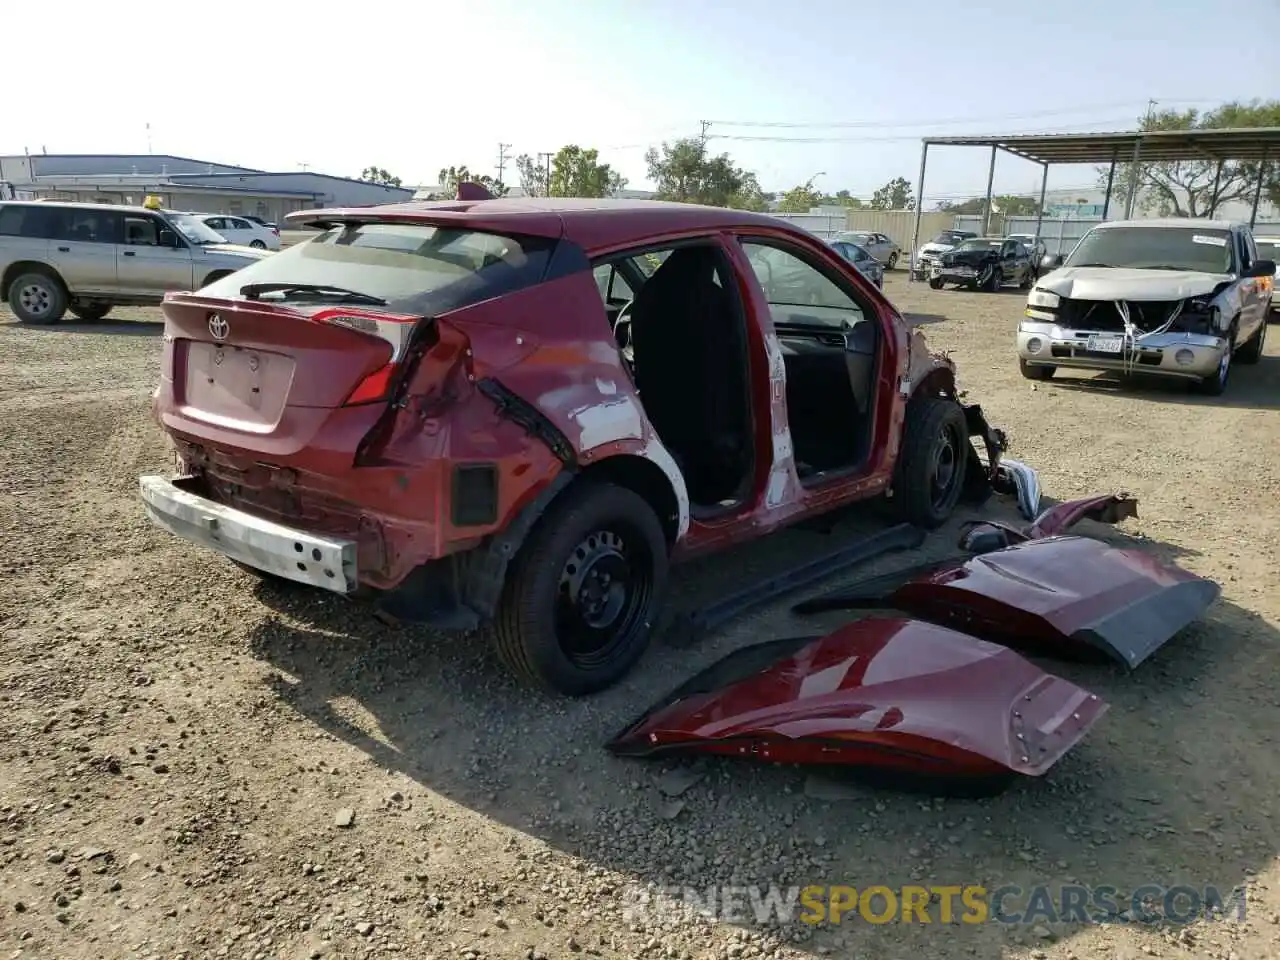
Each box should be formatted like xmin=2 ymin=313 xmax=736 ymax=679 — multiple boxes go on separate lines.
xmin=285 ymin=181 xmax=497 ymax=231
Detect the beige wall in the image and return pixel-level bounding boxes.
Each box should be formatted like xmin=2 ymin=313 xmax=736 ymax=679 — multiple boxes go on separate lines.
xmin=842 ymin=211 xmax=959 ymax=251
xmin=843 ymin=210 xmax=1011 ymax=251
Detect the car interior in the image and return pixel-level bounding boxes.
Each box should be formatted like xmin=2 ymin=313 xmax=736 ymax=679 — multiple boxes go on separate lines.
xmin=592 ymin=238 xmax=879 ymax=510
xmin=742 ymin=241 xmax=878 ymax=482
xmin=595 ymin=244 xmax=754 ymax=514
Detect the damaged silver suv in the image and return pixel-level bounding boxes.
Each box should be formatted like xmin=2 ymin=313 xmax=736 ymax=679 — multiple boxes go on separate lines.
xmin=1016 ymin=219 xmax=1275 ymax=395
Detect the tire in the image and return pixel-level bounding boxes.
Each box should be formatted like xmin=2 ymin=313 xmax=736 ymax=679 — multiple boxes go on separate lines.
xmin=200 ymin=271 xmax=232 ymax=289
xmin=1236 ymin=319 xmax=1266 ymax=364
xmin=887 ymin=252 xmax=899 ymax=269
xmin=69 ymin=302 xmax=113 ymax=322
xmin=1019 ymin=359 xmax=1055 ymax=380
xmin=1018 ymin=269 xmax=1033 ymax=290
xmin=8 ymin=270 xmax=67 ymax=324
xmin=891 ymin=396 xmax=969 ymax=529
xmin=983 ymin=266 xmax=1003 ymax=293
xmin=1195 ymin=324 xmax=1236 ymax=396
xmin=928 ymin=278 xmax=944 ymax=290
xmin=250 ymin=240 xmax=267 ymax=249
xmin=494 ymin=482 xmax=668 ymax=696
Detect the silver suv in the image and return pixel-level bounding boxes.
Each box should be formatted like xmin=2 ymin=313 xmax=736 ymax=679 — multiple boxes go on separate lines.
xmin=0 ymin=201 xmax=270 ymax=324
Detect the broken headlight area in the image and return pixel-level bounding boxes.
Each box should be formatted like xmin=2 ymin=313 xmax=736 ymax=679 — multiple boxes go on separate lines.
xmin=1170 ymin=297 xmax=1220 ymax=335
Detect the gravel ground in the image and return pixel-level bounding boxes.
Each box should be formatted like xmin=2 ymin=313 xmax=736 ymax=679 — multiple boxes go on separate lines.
xmin=2 ymin=272 xmax=1279 ymax=960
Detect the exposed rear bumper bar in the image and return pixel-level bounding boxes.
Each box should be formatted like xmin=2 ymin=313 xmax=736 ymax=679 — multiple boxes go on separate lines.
xmin=138 ymin=474 xmax=358 ymax=594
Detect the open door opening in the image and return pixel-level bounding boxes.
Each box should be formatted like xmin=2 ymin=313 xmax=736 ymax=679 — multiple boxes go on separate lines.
xmin=594 ymin=244 xmax=755 ymax=516
xmin=741 ymin=240 xmax=879 ymax=485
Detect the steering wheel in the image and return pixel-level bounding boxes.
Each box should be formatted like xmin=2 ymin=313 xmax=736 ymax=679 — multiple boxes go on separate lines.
xmin=612 ymin=299 xmax=636 ymax=365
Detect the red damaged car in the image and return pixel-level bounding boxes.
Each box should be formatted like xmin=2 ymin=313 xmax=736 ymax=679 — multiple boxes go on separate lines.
xmin=139 ymin=197 xmax=1008 ymax=696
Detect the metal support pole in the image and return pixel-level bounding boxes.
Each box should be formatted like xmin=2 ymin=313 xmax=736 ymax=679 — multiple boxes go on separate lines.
xmin=1034 ymin=161 xmax=1048 ymax=238
xmin=981 ymin=145 xmax=997 ymax=235
xmin=1249 ymin=147 xmax=1269 ymax=229
xmin=1123 ymin=137 xmax=1142 ymax=219
xmin=908 ymin=141 xmax=928 ymax=283
xmin=1207 ymin=159 xmax=1224 ymax=218
xmin=1101 ymin=150 xmax=1117 ymax=220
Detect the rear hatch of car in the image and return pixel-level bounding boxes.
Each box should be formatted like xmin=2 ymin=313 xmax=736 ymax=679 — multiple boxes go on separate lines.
xmin=155 ymin=217 xmax=563 ymax=460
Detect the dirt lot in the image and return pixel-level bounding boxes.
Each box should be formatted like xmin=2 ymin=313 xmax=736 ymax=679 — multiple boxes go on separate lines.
xmin=2 ymin=273 xmax=1279 ymax=960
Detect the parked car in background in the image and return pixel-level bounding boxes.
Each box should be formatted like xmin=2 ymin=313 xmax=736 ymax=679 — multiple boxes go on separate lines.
xmin=1017 ymin=219 xmax=1274 ymax=395
xmin=833 ymin=231 xmax=900 ymax=269
xmin=912 ymin=229 xmax=977 ymax=279
xmin=138 ymin=198 xmax=1008 ymax=696
xmin=244 ymin=214 xmax=280 ymax=231
xmin=1007 ymin=233 xmax=1047 ymax=275
xmin=1255 ymin=235 xmax=1280 ymax=317
xmin=828 ymin=238 xmax=884 ymax=287
xmin=0 ymin=200 xmax=270 ymax=324
xmin=199 ymin=214 xmax=281 ymax=250
xmin=928 ymin=236 xmax=1034 ymax=291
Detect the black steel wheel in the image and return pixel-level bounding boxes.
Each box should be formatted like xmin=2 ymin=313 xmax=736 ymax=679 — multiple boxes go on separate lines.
xmin=891 ymin=395 xmax=969 ymax=528
xmin=495 ymin=482 xmax=668 ymax=696
xmin=555 ymin=528 xmax=654 ymax=670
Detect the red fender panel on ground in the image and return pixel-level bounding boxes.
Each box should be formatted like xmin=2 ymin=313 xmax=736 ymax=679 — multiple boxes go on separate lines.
xmin=606 ymin=618 xmax=1107 ymax=783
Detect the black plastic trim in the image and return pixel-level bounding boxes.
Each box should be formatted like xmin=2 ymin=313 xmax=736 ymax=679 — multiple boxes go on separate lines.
xmin=476 ymin=377 xmax=578 ymax=468
xmin=660 ymin=522 xmax=927 ymax=649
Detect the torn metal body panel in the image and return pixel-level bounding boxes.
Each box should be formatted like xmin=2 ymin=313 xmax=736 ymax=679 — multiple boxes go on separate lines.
xmin=959 ymin=491 xmax=1138 ymax=552
xmin=793 ymin=535 xmax=1219 ymax=669
xmin=607 ymin=618 xmax=1107 ymax=783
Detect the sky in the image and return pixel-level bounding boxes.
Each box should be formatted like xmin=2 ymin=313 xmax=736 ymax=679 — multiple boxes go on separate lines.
xmin=3 ymin=0 xmax=1276 ymax=204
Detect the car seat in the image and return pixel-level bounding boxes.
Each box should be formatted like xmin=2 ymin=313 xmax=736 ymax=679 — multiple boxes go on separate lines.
xmin=627 ymin=246 xmax=748 ymax=504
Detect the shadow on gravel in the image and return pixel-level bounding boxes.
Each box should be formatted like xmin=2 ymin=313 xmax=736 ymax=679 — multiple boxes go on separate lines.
xmin=246 ymin=504 xmax=1276 ymax=959
xmin=1041 ymin=354 xmax=1280 ymax=411
xmin=18 ymin=320 xmax=162 ymax=337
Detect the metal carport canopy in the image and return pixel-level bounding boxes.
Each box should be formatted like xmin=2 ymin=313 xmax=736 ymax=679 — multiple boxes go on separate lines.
xmin=907 ymin=126 xmax=1280 ymax=280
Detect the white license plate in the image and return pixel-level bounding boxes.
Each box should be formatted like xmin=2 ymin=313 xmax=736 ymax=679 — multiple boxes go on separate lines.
xmin=1087 ymin=335 xmax=1124 ymax=353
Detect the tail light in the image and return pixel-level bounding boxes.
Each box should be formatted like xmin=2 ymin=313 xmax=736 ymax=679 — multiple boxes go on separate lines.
xmin=313 ymin=308 xmax=421 ymax=405
xmin=271 ymin=227 xmax=279 ymax=236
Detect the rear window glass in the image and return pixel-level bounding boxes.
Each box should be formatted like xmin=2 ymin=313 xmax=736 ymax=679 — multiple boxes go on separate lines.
xmin=199 ymin=221 xmax=558 ymax=313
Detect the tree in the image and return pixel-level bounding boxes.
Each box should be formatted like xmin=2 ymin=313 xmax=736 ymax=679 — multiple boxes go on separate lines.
xmin=548 ymin=145 xmax=627 ymax=198
xmin=644 ymin=137 xmax=763 ymax=208
xmin=437 ymin=165 xmax=508 ymax=198
xmin=936 ymin=195 xmax=1043 ymax=216
xmin=825 ymin=189 xmax=864 ymax=209
xmin=514 ymin=154 xmax=548 ymax=198
xmin=869 ymin=177 xmax=915 ymax=211
xmin=1095 ymin=100 xmax=1280 ymax=217
xmin=730 ymin=172 xmax=770 ymax=212
xmin=359 ymin=166 xmax=403 ymax=188
xmin=775 ymin=177 xmax=824 ymax=213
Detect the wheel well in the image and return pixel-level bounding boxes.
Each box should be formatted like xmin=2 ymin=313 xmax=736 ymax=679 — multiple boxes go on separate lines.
xmin=201 ymin=270 xmax=231 ymax=288
xmin=911 ymin=365 xmax=958 ymax=402
xmin=1 ymin=261 xmax=62 ymax=300
xmin=578 ymin=454 xmax=680 ymax=545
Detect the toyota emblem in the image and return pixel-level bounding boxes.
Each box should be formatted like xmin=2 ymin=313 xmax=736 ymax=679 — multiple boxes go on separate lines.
xmin=208 ymin=314 xmax=229 ymax=340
